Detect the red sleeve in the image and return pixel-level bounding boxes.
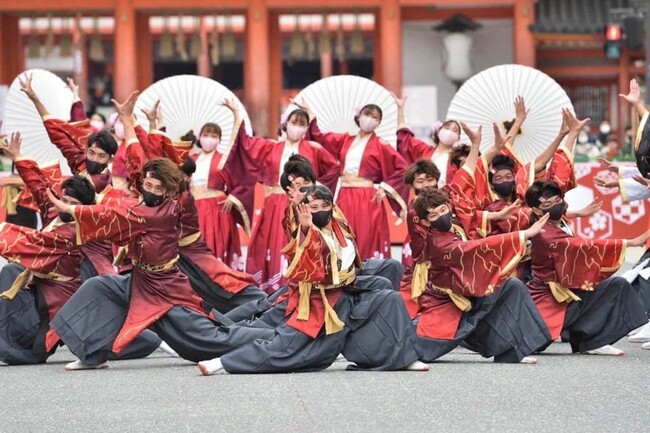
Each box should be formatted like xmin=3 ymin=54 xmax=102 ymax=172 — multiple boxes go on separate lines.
xmin=396 ymin=127 xmax=433 ymax=164
xmin=14 ymin=159 xmax=59 ymax=223
xmin=70 ymin=101 xmax=88 ymax=122
xmin=308 ymin=141 xmax=340 ymax=193
xmin=72 ymin=202 xmax=146 ymax=246
xmin=545 ymin=147 xmax=576 ymax=194
xmin=43 ymin=118 xmax=89 ymax=173
xmin=306 ymin=118 xmax=347 ymax=157
xmin=125 ymin=139 xmax=147 ymax=191
xmin=376 ymin=140 xmax=410 ymax=219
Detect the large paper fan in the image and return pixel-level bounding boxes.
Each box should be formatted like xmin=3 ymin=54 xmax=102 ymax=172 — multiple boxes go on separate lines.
xmin=3 ymin=69 xmax=73 ymax=174
xmin=447 ymin=64 xmax=573 ymax=163
xmin=135 ymin=75 xmax=252 ymax=154
xmin=285 ymin=75 xmax=398 ymax=147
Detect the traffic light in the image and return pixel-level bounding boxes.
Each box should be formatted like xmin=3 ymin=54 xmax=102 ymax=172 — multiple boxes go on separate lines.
xmin=624 ymin=16 xmax=644 ymax=50
xmin=604 ymin=24 xmax=622 ymax=59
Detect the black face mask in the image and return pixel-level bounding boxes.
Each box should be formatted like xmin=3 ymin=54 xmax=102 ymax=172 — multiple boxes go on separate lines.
xmin=431 ymin=212 xmax=453 ymax=232
xmin=86 ymin=159 xmax=108 ymax=175
xmin=59 ymin=212 xmax=74 ymax=223
xmin=544 ymin=201 xmax=565 ymax=220
xmin=492 ymin=180 xmax=515 ymax=198
xmin=312 ymin=210 xmax=333 ymax=228
xmin=142 ymin=190 xmax=165 ymax=207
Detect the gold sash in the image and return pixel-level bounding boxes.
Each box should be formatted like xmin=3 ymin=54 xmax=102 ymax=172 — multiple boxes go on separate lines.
xmin=411 ymin=261 xmax=431 ymax=301
xmin=0 ymin=268 xmax=74 ymax=300
xmin=190 ymin=186 xmax=226 ymax=200
xmin=340 ymin=175 xmax=374 ymax=188
xmin=132 ymin=255 xmax=179 ymax=272
xmin=178 ymin=232 xmax=201 ymax=247
xmin=548 ymin=282 xmax=581 ymax=303
xmin=296 ymin=267 xmax=356 ymax=335
xmin=1 ymin=185 xmax=19 ymax=216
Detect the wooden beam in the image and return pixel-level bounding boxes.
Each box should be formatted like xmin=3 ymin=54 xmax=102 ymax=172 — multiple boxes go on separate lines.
xmin=537 ymin=48 xmax=605 ymax=60
xmin=513 ymin=0 xmax=535 ymax=66
xmin=541 ymin=64 xmax=645 ymax=78
xmin=401 ymin=6 xmax=512 ymax=21
xmin=0 ymin=0 xmax=115 ymax=12
xmin=133 ymin=0 xmax=245 ymax=11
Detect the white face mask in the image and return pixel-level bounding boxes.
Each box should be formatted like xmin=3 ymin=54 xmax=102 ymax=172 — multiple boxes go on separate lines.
xmin=113 ymin=121 xmax=125 ymax=140
xmin=577 ymin=133 xmax=589 ymax=144
xmin=437 ymin=128 xmax=459 ymax=146
xmin=90 ymin=120 xmax=105 ymax=133
xmin=359 ymin=115 xmax=380 ymax=133
xmin=200 ymin=136 xmax=220 ymax=152
xmin=600 ymin=124 xmax=611 ymax=134
xmin=286 ymin=124 xmax=307 ymax=142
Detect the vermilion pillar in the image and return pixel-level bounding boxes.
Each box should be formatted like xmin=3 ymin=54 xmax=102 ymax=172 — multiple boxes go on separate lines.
xmin=113 ymin=0 xmax=138 ymax=101
xmin=377 ymin=0 xmax=402 ymax=94
xmin=514 ymin=0 xmax=536 ymax=66
xmin=269 ymin=12 xmax=282 ymax=137
xmin=135 ymin=12 xmax=153 ymax=92
xmin=244 ymin=0 xmax=270 ymax=136
xmin=0 ymin=15 xmax=23 ymax=85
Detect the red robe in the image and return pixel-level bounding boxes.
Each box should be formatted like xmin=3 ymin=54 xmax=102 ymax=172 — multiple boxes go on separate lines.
xmin=228 ymin=122 xmax=340 ymax=292
xmin=283 ymin=218 xmax=362 ymax=338
xmin=415 ymin=227 xmax=526 ymax=340
xmin=527 ymin=222 xmax=626 ymax=339
xmin=307 ymin=119 xmax=409 ymax=261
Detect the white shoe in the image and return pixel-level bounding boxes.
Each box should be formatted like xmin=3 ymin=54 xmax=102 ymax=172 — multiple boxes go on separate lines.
xmin=585 ymin=345 xmax=624 ymax=356
xmin=405 ymin=360 xmax=430 ymax=371
xmin=642 ymin=342 xmax=650 ymax=350
xmin=158 ymin=341 xmax=179 ymax=357
xmin=628 ymin=322 xmax=650 ymax=343
xmin=335 ymin=354 xmax=347 ymax=362
xmin=65 ymin=359 xmax=109 ymax=371
xmin=0 ymin=361 xmax=7 ymax=366
xmin=520 ymin=356 xmax=538 ymax=364
xmin=198 ymin=358 xmax=226 ymax=376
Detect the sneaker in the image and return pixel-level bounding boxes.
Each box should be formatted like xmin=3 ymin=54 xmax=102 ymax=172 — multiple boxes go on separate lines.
xmin=65 ymin=360 xmax=109 ymax=371
xmin=405 ymin=360 xmax=430 ymax=371
xmin=198 ymin=358 xmax=226 ymax=376
xmin=585 ymin=345 xmax=624 ymax=356
xmin=520 ymin=356 xmax=538 ymax=364
xmin=628 ymin=322 xmax=650 ymax=343
xmin=642 ymin=342 xmax=650 ymax=350
xmin=335 ymin=354 xmax=347 ymax=362
xmin=158 ymin=341 xmax=179 ymax=357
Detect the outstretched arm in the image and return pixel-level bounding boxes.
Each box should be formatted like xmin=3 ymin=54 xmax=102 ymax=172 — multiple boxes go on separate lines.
xmin=19 ymin=73 xmax=50 ymax=118
xmin=619 ymin=78 xmax=648 ymax=118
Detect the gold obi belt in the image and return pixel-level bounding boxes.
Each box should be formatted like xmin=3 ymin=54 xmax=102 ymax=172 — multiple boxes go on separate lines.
xmin=0 ymin=268 xmax=74 ymax=300
xmin=410 ymin=261 xmax=471 ymax=312
xmin=178 ymin=232 xmax=201 ymax=247
xmin=190 ymin=186 xmax=226 ymax=200
xmin=297 ymin=267 xmax=356 ymax=335
xmin=132 ymin=255 xmax=179 ymax=272
xmin=548 ymin=282 xmax=581 ymax=303
xmin=265 ymin=185 xmax=286 ymax=196
xmin=340 ymin=174 xmax=374 ymax=188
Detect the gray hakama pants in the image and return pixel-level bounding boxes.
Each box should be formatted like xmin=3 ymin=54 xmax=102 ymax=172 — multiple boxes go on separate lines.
xmin=177 ymin=254 xmax=266 ymax=314
xmin=50 ymin=274 xmax=276 ymax=365
xmin=416 ymin=278 xmax=552 ymax=363
xmin=563 ymin=276 xmax=648 ymax=353
xmin=221 ymin=288 xmax=420 ymax=373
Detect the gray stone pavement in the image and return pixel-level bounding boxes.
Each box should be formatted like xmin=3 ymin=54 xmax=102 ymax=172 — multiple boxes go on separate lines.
xmin=1 ymin=340 xmax=648 ymax=433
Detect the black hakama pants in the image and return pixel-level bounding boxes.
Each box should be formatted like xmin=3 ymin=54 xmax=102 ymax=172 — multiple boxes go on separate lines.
xmin=50 ymin=274 xmax=276 ymax=365
xmin=562 ymin=276 xmax=648 ymax=353
xmin=221 ymin=288 xmax=420 ymax=373
xmin=416 ymin=278 xmax=552 ymax=363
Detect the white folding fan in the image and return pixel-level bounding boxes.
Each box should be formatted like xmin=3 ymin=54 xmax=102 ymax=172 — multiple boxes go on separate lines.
xmin=446 ymin=64 xmax=574 ymax=163
xmin=3 ymin=69 xmax=73 ymax=174
xmin=285 ymin=75 xmax=398 ymax=147
xmin=135 ymin=75 xmax=252 ymax=154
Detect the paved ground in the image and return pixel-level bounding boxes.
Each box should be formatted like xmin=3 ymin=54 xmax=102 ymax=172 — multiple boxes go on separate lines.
xmin=1 ymin=340 xmax=649 ymax=433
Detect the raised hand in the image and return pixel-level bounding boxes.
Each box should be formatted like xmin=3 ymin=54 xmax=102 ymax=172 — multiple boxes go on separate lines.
xmin=46 ymin=189 xmax=72 ymax=214
xmin=563 ymin=108 xmax=590 ymax=133
xmin=18 ymin=73 xmax=38 ymax=102
xmin=494 ymin=199 xmax=522 ymax=220
xmin=575 ymin=200 xmax=603 ymax=217
xmin=559 ymin=109 xmax=570 ymax=136
xmin=67 ymin=77 xmax=80 ymax=100
xmin=514 ymin=95 xmax=529 ymax=123
xmin=390 ymin=92 xmax=407 ymax=109
xmin=493 ymin=122 xmax=506 ymax=150
xmin=141 ymin=99 xmax=161 ymax=125
xmin=221 ymin=98 xmax=239 ymax=114
xmin=523 ymin=213 xmax=550 ymax=239
xmin=111 ymin=91 xmax=139 ymax=119
xmin=628 ymin=229 xmax=650 ymax=247
xmin=461 ymin=122 xmax=482 ymax=147
xmin=297 ymin=203 xmax=312 ymax=231
xmin=1 ymin=132 xmax=22 ymax=161
xmin=619 ymin=78 xmax=641 ymax=105
xmin=287 ymin=183 xmax=306 ymax=206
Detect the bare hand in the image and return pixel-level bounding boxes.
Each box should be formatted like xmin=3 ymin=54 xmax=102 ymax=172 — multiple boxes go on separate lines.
xmin=297 ymin=203 xmax=312 ymax=231
xmin=221 ymin=196 xmax=233 ymax=213
xmin=221 ymin=98 xmax=239 ymax=114
xmin=390 ymin=92 xmax=407 ymax=109
xmin=619 ymin=78 xmax=641 ymax=105
xmin=514 ymin=95 xmax=529 ymax=123
xmin=593 ymin=178 xmax=618 ymax=189
xmin=523 ymin=213 xmax=550 ymax=239
xmin=563 ymin=108 xmax=590 ymax=133
xmin=493 ymin=122 xmax=506 ymax=150
xmin=67 ymin=77 xmax=80 ymax=100
xmin=140 ymin=99 xmax=161 ymax=125
xmin=494 ymin=199 xmax=522 ymax=220
xmin=46 ymin=189 xmax=72 ymax=213
xmin=460 ymin=122 xmax=482 ymax=147
xmin=2 ymin=132 xmax=22 ymax=161
xmin=287 ymin=184 xmax=306 ymax=206
xmin=372 ymin=188 xmax=386 ymax=204
xmin=629 ymin=229 xmax=650 ymax=247
xmin=111 ymin=91 xmax=139 ymax=119
xmin=597 ymin=157 xmax=618 ymax=173
xmin=18 ymin=73 xmax=38 ymax=102
xmin=633 ymin=175 xmax=650 ymax=189
xmin=559 ymin=109 xmax=570 ymax=136
xmin=575 ymin=200 xmax=603 ymax=217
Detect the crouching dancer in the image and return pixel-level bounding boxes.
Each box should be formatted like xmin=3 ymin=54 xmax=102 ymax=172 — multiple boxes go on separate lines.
xmin=198 ymin=185 xmax=427 ymax=375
